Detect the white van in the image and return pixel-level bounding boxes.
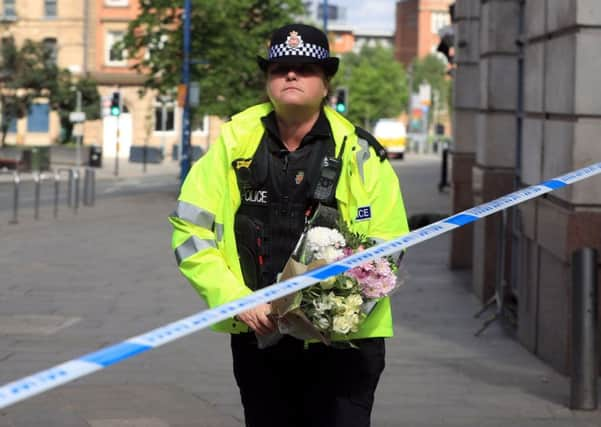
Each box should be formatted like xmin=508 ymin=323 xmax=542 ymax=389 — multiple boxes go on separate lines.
xmin=373 ymin=119 xmax=407 ymax=159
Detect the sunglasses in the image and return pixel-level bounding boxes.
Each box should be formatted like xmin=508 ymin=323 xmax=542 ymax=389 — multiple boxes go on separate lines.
xmin=268 ymin=63 xmax=323 ymax=76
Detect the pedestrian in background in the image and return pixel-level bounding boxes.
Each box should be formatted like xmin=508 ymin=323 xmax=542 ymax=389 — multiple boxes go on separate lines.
xmin=170 ymin=23 xmax=409 ymax=427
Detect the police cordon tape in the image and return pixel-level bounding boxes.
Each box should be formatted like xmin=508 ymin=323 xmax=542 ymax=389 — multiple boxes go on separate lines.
xmin=1 ymin=162 xmax=601 ymax=410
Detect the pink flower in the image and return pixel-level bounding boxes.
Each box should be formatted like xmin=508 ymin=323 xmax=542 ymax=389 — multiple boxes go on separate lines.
xmin=345 ymin=259 xmax=397 ymax=299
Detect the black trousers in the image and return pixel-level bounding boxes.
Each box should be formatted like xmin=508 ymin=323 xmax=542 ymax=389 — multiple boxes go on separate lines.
xmin=231 ymin=333 xmax=385 ymax=427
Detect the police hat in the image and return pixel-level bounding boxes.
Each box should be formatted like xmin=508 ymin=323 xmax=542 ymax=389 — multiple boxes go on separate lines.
xmin=257 ymin=23 xmax=339 ymax=77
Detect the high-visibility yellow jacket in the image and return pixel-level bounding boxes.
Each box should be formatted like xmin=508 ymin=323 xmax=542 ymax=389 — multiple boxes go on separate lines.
xmin=169 ymin=102 xmax=409 ymax=339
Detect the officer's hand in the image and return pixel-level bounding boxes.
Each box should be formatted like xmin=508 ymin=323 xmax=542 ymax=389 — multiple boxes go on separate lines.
xmin=237 ymin=303 xmax=276 ymax=336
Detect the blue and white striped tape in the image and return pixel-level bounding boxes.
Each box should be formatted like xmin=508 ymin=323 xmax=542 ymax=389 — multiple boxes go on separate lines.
xmin=1 ymin=162 xmax=600 ymax=409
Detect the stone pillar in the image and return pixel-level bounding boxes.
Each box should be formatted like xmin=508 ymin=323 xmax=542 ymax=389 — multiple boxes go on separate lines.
xmin=516 ymin=0 xmax=601 ymax=374
xmin=471 ymin=0 xmax=520 ymax=303
xmin=449 ymin=0 xmax=480 ymax=269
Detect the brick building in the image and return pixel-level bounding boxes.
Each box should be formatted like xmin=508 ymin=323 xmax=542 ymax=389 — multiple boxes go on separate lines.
xmin=85 ymin=0 xmax=216 ymax=161
xmin=0 ymin=0 xmax=217 ymax=162
xmin=394 ymin=0 xmax=454 ymax=65
xmin=329 ymin=25 xmax=394 ymax=55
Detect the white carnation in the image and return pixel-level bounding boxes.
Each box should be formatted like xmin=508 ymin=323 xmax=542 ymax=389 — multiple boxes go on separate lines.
xmin=305 ymin=227 xmax=346 ymax=262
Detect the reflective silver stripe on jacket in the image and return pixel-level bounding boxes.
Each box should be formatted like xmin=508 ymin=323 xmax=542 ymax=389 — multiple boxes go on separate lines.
xmin=175 ymin=236 xmax=217 ymax=265
xmin=214 ymin=222 xmax=224 ymax=242
xmin=356 ymin=138 xmax=371 ymax=183
xmin=173 ymin=201 xmax=215 ymax=230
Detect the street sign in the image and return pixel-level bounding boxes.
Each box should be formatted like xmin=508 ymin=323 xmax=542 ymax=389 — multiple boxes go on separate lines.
xmin=69 ymin=112 xmax=86 ymax=123
xmin=189 ymin=82 xmax=200 ymax=107
xmin=72 ymin=123 xmax=84 ymax=137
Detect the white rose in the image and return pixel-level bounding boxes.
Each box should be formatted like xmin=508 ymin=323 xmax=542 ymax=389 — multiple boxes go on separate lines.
xmin=349 ymin=313 xmax=361 ymax=333
xmin=332 ymin=315 xmax=352 ymax=334
xmin=346 ymin=294 xmax=363 ymax=309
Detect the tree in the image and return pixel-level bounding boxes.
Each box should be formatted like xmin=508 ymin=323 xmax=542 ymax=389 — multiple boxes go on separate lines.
xmin=410 ymin=54 xmax=451 ymax=127
xmin=121 ymin=0 xmax=304 ymax=118
xmin=0 ymin=37 xmax=100 ymax=146
xmin=0 ymin=37 xmax=58 ymax=147
xmin=331 ymin=46 xmax=408 ymax=130
xmin=49 ymin=71 xmax=101 ymax=143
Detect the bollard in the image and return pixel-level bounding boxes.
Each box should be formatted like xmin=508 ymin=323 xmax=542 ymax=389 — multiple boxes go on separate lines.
xmin=53 ymin=171 xmax=60 ymax=218
xmin=73 ymin=168 xmax=80 ymax=213
xmin=10 ymin=171 xmax=19 ymax=224
xmin=83 ymin=168 xmax=89 ymax=206
xmin=570 ymin=248 xmax=599 ymax=410
xmin=438 ymin=144 xmax=449 ymax=192
xmin=90 ymin=168 xmax=95 ymax=206
xmin=33 ymin=172 xmax=41 ymax=220
xmin=65 ymin=168 xmax=73 ymax=207
xmin=83 ymin=168 xmax=96 ymax=206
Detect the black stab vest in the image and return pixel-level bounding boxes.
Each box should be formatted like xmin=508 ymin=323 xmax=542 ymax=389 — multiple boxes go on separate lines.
xmin=234 ymin=133 xmax=335 ymax=290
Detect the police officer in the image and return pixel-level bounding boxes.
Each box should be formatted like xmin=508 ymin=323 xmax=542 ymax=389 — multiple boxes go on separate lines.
xmin=170 ymin=23 xmax=409 ymax=427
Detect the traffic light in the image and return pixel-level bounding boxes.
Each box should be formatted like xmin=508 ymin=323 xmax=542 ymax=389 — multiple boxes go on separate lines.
xmin=334 ymin=87 xmax=348 ymax=114
xmin=110 ymin=91 xmax=121 ymax=117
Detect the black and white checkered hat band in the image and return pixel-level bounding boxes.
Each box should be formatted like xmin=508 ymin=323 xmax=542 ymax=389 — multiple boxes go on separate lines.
xmin=268 ymin=42 xmax=329 ymax=60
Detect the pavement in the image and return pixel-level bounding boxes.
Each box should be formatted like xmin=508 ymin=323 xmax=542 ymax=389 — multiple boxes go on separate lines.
xmin=0 ymin=156 xmax=181 ymax=183
xmin=0 ymin=153 xmax=599 ymax=426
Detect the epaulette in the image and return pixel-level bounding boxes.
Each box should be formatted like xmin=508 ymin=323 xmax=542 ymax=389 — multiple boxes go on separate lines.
xmin=355 ymin=126 xmax=387 ymax=162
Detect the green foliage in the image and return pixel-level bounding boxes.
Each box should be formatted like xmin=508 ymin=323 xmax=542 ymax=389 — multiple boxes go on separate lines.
xmin=410 ymin=54 xmax=451 ymax=120
xmin=0 ymin=38 xmax=49 ymax=146
xmin=121 ymin=0 xmax=304 ymax=118
xmin=49 ymin=71 xmax=101 ymax=143
xmin=331 ymin=46 xmax=408 ymax=129
xmin=0 ymin=37 xmax=100 ymax=146
xmin=336 ymin=218 xmax=373 ymax=249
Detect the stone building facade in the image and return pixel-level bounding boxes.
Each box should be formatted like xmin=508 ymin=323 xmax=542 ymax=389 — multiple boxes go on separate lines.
xmin=451 ymin=0 xmax=601 ymax=374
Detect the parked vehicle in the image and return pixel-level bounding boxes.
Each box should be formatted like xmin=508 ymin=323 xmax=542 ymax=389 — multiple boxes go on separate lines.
xmin=373 ymin=119 xmax=407 ymax=159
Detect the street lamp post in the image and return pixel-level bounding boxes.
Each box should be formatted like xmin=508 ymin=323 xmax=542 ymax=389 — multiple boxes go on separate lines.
xmin=323 ymin=0 xmax=328 ymax=32
xmin=75 ymin=89 xmax=82 ymax=170
xmin=180 ymin=0 xmax=192 ymax=184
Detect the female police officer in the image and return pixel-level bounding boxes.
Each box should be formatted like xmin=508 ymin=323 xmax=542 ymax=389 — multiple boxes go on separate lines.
xmin=170 ymin=23 xmax=409 ymax=427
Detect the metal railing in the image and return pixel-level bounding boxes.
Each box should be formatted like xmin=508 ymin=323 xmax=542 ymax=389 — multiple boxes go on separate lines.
xmin=1 ymin=166 xmax=96 ymax=224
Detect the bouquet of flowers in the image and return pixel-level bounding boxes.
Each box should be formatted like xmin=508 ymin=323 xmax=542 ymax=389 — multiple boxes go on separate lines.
xmin=259 ymin=205 xmax=403 ymax=348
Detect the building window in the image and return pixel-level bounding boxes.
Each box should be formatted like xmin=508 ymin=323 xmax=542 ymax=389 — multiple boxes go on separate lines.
xmin=154 ymin=98 xmax=175 ymax=132
xmin=4 ymin=0 xmax=16 ymax=17
xmin=105 ymin=0 xmax=129 ymax=6
xmin=105 ymin=31 xmax=126 ymax=66
xmin=7 ymin=117 xmax=17 ymax=133
xmin=27 ymin=103 xmax=50 ymax=133
xmin=192 ymin=114 xmax=209 ymax=135
xmin=431 ymin=11 xmax=450 ymax=34
xmin=43 ymin=38 xmax=57 ymax=65
xmin=44 ymin=0 xmax=57 ymax=18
